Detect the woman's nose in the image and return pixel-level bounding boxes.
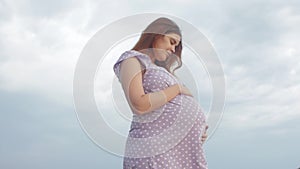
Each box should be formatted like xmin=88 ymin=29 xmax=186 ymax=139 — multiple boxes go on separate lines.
xmin=171 ymin=45 xmax=175 ymax=53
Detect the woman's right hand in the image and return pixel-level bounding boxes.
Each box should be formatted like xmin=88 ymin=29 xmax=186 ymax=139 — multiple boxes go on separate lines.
xmin=178 ymin=84 xmax=193 ymax=97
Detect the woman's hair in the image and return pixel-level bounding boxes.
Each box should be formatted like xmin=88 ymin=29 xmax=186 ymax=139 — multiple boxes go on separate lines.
xmin=132 ymin=17 xmax=182 ymax=74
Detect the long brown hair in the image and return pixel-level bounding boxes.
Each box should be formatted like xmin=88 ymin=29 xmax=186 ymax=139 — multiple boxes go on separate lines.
xmin=132 ymin=17 xmax=183 ymax=75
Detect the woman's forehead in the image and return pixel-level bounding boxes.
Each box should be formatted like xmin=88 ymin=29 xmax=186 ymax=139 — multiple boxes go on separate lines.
xmin=165 ymin=33 xmax=181 ymax=42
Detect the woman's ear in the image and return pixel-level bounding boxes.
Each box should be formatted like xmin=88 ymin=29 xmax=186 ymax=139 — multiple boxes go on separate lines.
xmin=153 ymin=34 xmax=164 ymax=41
xmin=152 ymin=35 xmax=164 ymax=48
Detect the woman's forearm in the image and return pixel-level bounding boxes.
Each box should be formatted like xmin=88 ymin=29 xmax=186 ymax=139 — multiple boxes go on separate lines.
xmin=131 ymin=84 xmax=180 ymax=115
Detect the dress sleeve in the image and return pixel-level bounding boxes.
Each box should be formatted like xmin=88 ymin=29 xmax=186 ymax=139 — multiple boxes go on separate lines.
xmin=113 ymin=50 xmax=151 ymax=80
xmin=112 ymin=50 xmax=180 ymax=115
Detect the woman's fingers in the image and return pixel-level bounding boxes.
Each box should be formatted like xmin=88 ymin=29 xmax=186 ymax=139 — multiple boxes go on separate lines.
xmin=201 ymin=125 xmax=209 ymax=143
xmin=178 ymin=85 xmax=193 ymax=97
xmin=201 ymin=133 xmax=208 ymax=142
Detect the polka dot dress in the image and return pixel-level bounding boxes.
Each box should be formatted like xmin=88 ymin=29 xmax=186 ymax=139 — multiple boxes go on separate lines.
xmin=113 ymin=50 xmax=208 ymax=169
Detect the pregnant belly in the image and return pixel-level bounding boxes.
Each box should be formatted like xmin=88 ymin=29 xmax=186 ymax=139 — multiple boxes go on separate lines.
xmin=125 ymin=94 xmax=207 ymax=158
xmin=168 ymin=94 xmax=204 ymax=116
xmin=129 ymin=94 xmax=205 ymax=138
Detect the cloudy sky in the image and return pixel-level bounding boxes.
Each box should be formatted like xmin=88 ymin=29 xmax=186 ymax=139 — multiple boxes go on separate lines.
xmin=1 ymin=0 xmax=299 ymax=169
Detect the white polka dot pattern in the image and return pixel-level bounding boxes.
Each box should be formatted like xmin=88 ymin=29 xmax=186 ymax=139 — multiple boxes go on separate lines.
xmin=113 ymin=50 xmax=208 ymax=169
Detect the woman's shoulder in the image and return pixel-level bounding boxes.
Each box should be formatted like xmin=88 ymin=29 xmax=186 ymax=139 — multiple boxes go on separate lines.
xmin=115 ymin=50 xmax=151 ymax=66
xmin=113 ymin=50 xmax=152 ymax=78
xmin=120 ymin=50 xmax=150 ymax=61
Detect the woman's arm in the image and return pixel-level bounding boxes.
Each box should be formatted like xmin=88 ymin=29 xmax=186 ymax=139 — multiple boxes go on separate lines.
xmin=119 ymin=56 xmax=187 ymax=115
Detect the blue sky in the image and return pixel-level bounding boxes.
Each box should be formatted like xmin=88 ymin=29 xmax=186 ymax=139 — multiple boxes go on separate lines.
xmin=0 ymin=0 xmax=300 ymax=168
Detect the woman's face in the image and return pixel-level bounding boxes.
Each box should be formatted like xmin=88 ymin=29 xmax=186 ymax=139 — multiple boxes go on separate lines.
xmin=152 ymin=33 xmax=181 ymax=61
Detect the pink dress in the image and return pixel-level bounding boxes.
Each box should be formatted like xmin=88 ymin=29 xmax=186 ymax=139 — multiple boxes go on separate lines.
xmin=113 ymin=50 xmax=208 ymax=169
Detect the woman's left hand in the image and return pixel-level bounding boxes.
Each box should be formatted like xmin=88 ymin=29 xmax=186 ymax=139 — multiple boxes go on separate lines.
xmin=201 ymin=125 xmax=209 ymax=143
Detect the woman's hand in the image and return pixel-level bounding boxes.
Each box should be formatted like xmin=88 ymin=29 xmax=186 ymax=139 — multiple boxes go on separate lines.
xmin=178 ymin=84 xmax=193 ymax=97
xmin=201 ymin=125 xmax=209 ymax=143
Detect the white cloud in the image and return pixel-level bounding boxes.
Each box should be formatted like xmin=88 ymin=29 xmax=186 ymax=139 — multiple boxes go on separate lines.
xmin=0 ymin=1 xmax=93 ymax=106
xmin=1 ymin=0 xmax=299 ymax=126
xmin=221 ymin=4 xmax=300 ymax=129
xmin=1 ymin=1 xmax=300 ymax=169
xmin=0 ymin=0 xmax=294 ymax=131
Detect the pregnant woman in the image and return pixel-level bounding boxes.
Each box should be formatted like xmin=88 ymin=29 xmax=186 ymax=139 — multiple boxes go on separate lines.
xmin=113 ymin=17 xmax=208 ymax=169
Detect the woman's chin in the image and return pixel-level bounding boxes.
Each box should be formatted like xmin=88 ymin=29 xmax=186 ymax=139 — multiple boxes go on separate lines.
xmin=154 ymin=59 xmax=166 ymax=66
xmin=154 ymin=58 xmax=163 ymax=62
xmin=158 ymin=56 xmax=168 ymax=61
